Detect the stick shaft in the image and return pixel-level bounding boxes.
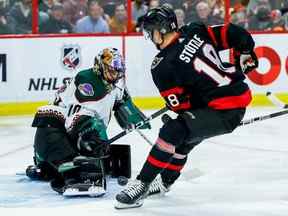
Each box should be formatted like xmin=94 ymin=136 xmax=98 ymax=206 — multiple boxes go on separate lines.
xmin=240 ymin=109 xmax=288 ymax=126
xmin=106 ymin=107 xmax=168 ymax=145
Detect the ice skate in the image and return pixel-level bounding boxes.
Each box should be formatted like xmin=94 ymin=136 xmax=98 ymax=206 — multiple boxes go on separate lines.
xmin=147 ymin=176 xmax=171 ymax=196
xmin=114 ymin=179 xmax=150 ymax=209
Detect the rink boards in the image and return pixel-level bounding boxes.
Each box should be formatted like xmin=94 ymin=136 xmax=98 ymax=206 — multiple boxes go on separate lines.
xmin=0 ymin=34 xmax=288 ymax=115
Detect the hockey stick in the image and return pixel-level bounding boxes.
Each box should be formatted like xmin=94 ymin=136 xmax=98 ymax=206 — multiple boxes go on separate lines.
xmin=266 ymin=91 xmax=288 ymax=109
xmin=106 ymin=107 xmax=169 ymax=145
xmin=238 ymin=91 xmax=288 ymax=125
xmin=239 ymin=91 xmax=288 ymax=126
xmin=239 ymin=108 xmax=288 ymax=126
xmin=136 ymin=129 xmax=154 ymax=146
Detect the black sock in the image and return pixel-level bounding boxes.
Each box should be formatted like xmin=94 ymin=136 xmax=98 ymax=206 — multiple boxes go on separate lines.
xmin=160 ymin=155 xmax=187 ymax=185
xmin=137 ymin=144 xmax=174 ymax=183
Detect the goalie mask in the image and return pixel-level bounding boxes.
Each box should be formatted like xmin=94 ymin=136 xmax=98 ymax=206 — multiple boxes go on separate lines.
xmin=94 ymin=48 xmax=125 ymax=84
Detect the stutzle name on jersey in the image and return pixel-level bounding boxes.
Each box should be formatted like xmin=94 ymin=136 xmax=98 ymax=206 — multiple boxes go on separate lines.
xmin=179 ymin=34 xmax=204 ymax=63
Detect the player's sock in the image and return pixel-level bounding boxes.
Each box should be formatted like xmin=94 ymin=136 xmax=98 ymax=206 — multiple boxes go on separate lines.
xmin=137 ymin=137 xmax=175 ymax=183
xmin=161 ymin=154 xmax=187 ymax=185
xmin=115 ymin=137 xmax=175 ymax=209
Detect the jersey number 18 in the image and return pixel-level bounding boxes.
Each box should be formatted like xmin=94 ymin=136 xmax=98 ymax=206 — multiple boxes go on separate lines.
xmin=194 ymin=44 xmax=235 ymax=86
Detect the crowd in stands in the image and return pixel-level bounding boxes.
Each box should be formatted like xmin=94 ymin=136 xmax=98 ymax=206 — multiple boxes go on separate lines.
xmin=0 ymin=0 xmax=288 ymax=34
xmin=231 ymin=0 xmax=288 ymax=31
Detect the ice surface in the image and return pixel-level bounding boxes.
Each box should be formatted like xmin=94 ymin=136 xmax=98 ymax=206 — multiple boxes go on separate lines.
xmin=0 ymin=108 xmax=288 ymax=216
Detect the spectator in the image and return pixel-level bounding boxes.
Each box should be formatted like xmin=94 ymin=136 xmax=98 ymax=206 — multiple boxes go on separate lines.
xmin=209 ymin=0 xmax=225 ymax=20
xmin=231 ymin=7 xmax=249 ymax=29
xmin=182 ymin=0 xmax=201 ymax=24
xmin=162 ymin=2 xmax=173 ymax=10
xmin=6 ymin=0 xmax=32 ymax=34
xmin=0 ymin=6 xmax=12 ymax=34
xmin=270 ymin=9 xmax=286 ymax=31
xmin=149 ymin=0 xmax=159 ymax=9
xmin=248 ymin=0 xmax=273 ymax=31
xmin=39 ymin=10 xmax=49 ymax=25
xmin=61 ymin=0 xmax=87 ymax=26
xmin=194 ymin=1 xmax=222 ymax=25
xmin=40 ymin=3 xmax=72 ymax=33
xmin=102 ymin=1 xmax=116 ymax=18
xmin=109 ymin=3 xmax=135 ymax=33
xmin=39 ymin=0 xmax=57 ymax=14
xmin=132 ymin=0 xmax=148 ymax=22
xmin=160 ymin=0 xmax=183 ymax=9
xmin=284 ymin=13 xmax=288 ymax=31
xmin=174 ymin=8 xmax=185 ymax=27
xmin=74 ymin=0 xmax=109 ymax=33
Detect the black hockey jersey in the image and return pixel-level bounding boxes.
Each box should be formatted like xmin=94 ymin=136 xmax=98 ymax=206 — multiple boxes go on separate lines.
xmin=151 ymin=22 xmax=255 ymax=112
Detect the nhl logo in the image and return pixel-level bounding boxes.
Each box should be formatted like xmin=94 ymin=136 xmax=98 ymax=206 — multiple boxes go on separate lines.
xmin=62 ymin=45 xmax=81 ymax=70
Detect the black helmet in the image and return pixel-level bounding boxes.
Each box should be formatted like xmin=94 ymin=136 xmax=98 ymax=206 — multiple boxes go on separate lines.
xmin=142 ymin=5 xmax=178 ymax=40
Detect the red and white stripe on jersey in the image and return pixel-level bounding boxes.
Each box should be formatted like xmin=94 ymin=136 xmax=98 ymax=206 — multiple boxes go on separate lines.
xmin=160 ymin=87 xmax=191 ymax=112
xmin=208 ymin=89 xmax=252 ymax=110
xmin=207 ymin=24 xmax=230 ymax=50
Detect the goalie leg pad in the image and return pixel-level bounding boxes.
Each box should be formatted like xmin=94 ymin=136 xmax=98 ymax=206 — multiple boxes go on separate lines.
xmin=105 ymin=144 xmax=131 ymax=178
xmin=51 ymin=156 xmax=107 ymax=197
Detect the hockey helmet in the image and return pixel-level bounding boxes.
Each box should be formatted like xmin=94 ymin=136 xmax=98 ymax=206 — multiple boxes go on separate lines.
xmin=142 ymin=5 xmax=178 ymax=40
xmin=94 ymin=48 xmax=125 ymax=84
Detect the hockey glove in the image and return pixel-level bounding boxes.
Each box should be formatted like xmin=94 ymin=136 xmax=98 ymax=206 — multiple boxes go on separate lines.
xmin=114 ymin=97 xmax=151 ymax=130
xmin=235 ymin=51 xmax=258 ymax=74
xmin=77 ymin=130 xmax=108 ymax=158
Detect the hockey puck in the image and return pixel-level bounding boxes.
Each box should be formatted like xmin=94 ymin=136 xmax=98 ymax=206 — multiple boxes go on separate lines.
xmin=117 ymin=176 xmax=128 ymax=186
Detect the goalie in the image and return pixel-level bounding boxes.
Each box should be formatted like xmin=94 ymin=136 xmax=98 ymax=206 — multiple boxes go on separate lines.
xmin=26 ymin=47 xmax=150 ymax=197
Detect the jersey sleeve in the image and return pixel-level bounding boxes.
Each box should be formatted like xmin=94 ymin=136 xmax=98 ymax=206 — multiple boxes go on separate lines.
xmin=151 ymin=60 xmax=192 ymax=113
xmin=206 ymin=23 xmax=255 ymax=53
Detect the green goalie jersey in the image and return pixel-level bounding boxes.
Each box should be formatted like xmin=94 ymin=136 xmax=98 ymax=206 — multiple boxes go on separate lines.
xmin=32 ymin=68 xmax=150 ymax=141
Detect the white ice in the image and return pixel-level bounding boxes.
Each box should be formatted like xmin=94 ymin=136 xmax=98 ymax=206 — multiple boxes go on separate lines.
xmin=0 ymin=108 xmax=287 ymax=216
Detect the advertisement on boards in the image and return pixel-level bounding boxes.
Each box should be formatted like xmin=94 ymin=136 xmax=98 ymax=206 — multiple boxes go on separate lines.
xmin=0 ymin=37 xmax=122 ymax=103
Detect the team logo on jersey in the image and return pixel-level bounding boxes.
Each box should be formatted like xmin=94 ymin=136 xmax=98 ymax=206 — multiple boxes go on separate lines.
xmin=61 ymin=44 xmax=81 ymax=71
xmin=78 ymin=83 xmax=94 ymax=96
xmin=151 ymin=57 xmax=164 ymax=69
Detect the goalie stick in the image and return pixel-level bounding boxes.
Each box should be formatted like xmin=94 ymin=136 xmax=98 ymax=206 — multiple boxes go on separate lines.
xmin=106 ymin=107 xmax=169 ymax=145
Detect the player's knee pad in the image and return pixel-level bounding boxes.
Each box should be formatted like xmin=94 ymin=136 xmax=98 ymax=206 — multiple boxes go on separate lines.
xmin=159 ymin=118 xmax=188 ymax=147
xmin=104 ymin=144 xmax=131 ymax=178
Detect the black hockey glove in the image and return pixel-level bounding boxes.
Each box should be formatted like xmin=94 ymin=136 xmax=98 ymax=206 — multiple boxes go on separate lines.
xmin=77 ymin=130 xmax=108 ymax=158
xmin=234 ymin=50 xmax=258 ymax=74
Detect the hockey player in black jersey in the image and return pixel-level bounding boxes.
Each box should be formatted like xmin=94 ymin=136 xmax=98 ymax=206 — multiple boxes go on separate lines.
xmin=115 ymin=5 xmax=258 ymax=209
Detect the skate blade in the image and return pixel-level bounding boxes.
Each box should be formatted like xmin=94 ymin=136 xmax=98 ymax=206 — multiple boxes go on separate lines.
xmin=114 ymin=199 xmax=144 ymax=209
xmin=63 ymin=186 xmax=106 ymax=197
